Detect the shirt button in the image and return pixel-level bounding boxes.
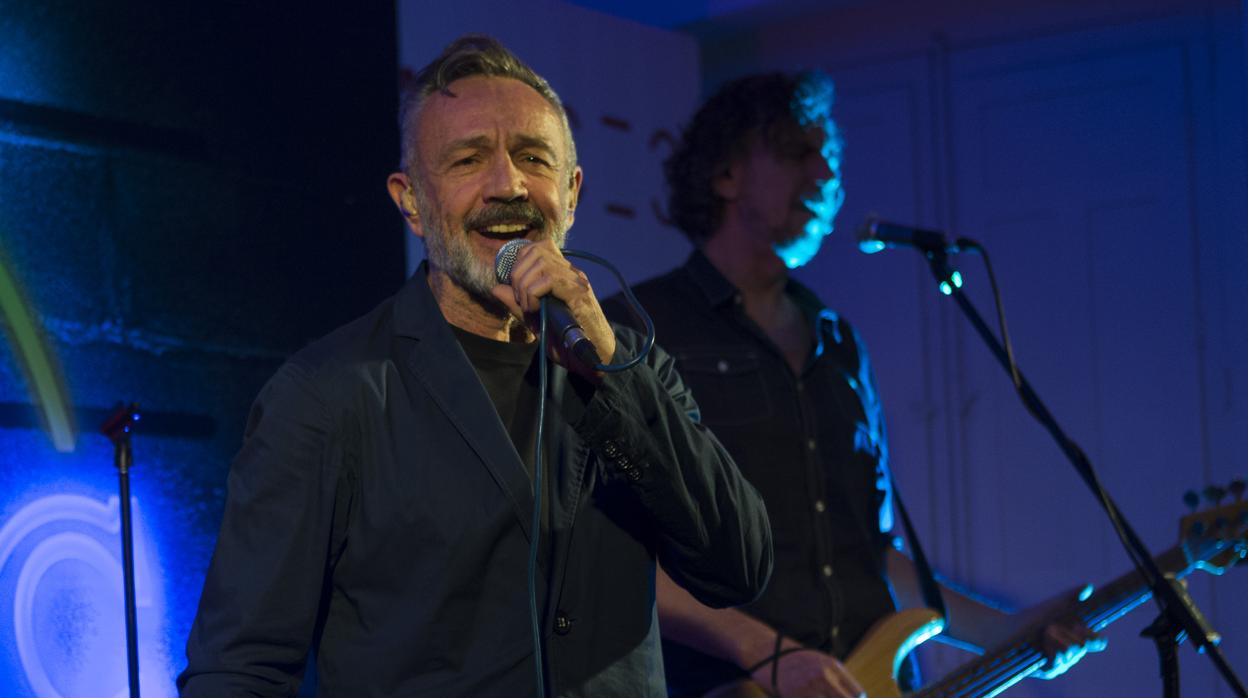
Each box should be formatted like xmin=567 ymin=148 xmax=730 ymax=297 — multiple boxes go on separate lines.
xmin=814 ymin=500 xmax=826 ymax=513
xmin=716 ymin=359 xmax=730 ymax=373
xmin=554 ymin=610 xmax=573 ymax=635
xmin=821 ymin=564 xmax=833 ymax=578
xmin=806 ymin=438 xmax=817 ymax=451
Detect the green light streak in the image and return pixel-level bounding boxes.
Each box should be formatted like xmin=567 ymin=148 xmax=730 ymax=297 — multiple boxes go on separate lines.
xmin=0 ymin=248 xmax=74 ymax=451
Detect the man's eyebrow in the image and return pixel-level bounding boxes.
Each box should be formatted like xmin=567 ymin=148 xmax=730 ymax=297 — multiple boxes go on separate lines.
xmin=511 ymin=134 xmax=560 ymax=161
xmin=435 ymin=133 xmax=561 ymax=164
xmin=437 ymin=135 xmax=493 ymax=162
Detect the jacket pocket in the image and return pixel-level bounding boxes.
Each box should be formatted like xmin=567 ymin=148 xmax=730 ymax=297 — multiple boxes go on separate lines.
xmin=675 ymin=347 xmax=773 ymax=426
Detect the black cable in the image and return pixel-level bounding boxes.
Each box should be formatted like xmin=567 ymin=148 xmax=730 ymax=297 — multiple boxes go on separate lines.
xmin=562 ymin=249 xmax=655 ymax=372
xmin=953 ymin=242 xmax=1156 ymax=589
xmin=519 ymin=248 xmax=655 ymax=697
xmin=528 ymin=300 xmax=548 ymax=698
xmin=955 ymin=239 xmax=1022 ymax=392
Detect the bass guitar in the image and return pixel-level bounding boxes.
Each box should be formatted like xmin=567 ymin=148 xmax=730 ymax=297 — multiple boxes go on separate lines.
xmin=710 ymin=490 xmax=1247 ymax=698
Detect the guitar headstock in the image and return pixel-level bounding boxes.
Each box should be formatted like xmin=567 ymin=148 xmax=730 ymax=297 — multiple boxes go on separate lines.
xmin=1180 ymin=479 xmax=1248 ymax=575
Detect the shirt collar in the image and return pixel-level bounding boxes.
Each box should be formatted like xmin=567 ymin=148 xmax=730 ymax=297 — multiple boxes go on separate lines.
xmin=682 ymin=249 xmax=740 ymax=308
xmin=682 ymin=248 xmax=827 ymax=319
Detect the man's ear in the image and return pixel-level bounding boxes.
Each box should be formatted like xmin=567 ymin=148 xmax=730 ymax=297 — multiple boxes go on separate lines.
xmin=712 ymin=160 xmax=742 ymax=201
xmin=386 ymin=172 xmax=424 ymax=237
xmin=564 ymin=166 xmax=584 ymax=226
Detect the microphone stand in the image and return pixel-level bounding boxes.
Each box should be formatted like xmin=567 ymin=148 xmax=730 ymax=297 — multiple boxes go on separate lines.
xmin=100 ymin=403 xmax=142 ymax=698
xmin=921 ymin=248 xmax=1245 ymax=698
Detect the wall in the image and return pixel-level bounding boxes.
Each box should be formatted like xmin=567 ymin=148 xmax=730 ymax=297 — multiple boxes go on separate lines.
xmin=0 ymin=2 xmax=402 ymax=694
xmin=697 ymin=0 xmax=1248 ymax=695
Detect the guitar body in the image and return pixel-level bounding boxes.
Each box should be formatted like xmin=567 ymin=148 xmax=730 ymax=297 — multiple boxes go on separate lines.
xmin=702 ymin=608 xmax=946 ymax=698
xmin=846 ymin=608 xmax=946 ymax=698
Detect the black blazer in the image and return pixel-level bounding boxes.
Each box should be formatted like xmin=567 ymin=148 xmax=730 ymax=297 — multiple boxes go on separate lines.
xmin=180 ymin=265 xmax=772 ymax=697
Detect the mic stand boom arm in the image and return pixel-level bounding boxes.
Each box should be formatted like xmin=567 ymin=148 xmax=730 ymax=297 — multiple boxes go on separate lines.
xmin=922 ymin=249 xmax=1245 ymax=698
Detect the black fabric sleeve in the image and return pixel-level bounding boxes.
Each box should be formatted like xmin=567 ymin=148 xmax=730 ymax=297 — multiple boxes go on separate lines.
xmin=178 ymin=360 xmax=350 ymax=696
xmin=570 ymin=327 xmax=774 ymax=608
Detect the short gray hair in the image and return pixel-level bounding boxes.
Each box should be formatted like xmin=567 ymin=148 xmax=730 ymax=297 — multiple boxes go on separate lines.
xmin=399 ymin=34 xmax=577 ymax=175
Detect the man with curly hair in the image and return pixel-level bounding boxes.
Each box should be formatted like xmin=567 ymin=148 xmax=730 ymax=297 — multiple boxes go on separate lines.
xmin=608 ymin=72 xmax=1102 ymax=697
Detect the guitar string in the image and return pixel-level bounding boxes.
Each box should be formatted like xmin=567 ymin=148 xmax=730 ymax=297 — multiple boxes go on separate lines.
xmin=922 ymin=539 xmax=1222 ymax=696
xmin=923 ymin=596 xmax=1135 ymax=697
xmin=931 ymin=646 xmax=1039 ymax=697
xmin=941 ymin=592 xmax=1151 ymax=698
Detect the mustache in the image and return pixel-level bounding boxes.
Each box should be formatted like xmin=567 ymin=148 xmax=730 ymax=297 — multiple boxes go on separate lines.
xmin=463 ymin=201 xmax=546 ymax=231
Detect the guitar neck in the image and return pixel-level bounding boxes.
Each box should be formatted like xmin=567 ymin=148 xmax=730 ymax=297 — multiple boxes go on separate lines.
xmin=915 ymin=545 xmax=1189 ymax=698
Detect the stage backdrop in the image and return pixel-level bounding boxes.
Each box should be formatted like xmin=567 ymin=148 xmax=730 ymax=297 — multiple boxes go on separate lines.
xmin=0 ymin=4 xmax=401 ymax=695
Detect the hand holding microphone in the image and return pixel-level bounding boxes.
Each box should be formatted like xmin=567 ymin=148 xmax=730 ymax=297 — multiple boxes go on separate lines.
xmin=493 ymin=239 xmax=616 ymax=372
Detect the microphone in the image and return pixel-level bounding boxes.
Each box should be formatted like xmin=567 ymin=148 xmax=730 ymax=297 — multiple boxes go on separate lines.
xmin=857 ymin=217 xmax=959 ymax=255
xmin=494 ymin=239 xmax=599 ymax=367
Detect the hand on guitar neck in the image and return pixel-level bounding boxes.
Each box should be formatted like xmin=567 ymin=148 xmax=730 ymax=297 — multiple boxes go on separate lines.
xmin=886 ymin=548 xmax=1105 ymax=675
xmin=980 ymin=583 xmax=1108 ymax=680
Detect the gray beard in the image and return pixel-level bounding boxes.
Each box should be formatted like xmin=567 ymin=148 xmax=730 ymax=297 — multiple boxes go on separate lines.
xmin=412 ymin=181 xmax=571 ymax=314
xmin=423 ymin=225 xmax=500 ymax=301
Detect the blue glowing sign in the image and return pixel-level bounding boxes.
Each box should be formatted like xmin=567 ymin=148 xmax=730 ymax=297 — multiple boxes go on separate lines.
xmin=0 ymin=494 xmax=173 ymax=697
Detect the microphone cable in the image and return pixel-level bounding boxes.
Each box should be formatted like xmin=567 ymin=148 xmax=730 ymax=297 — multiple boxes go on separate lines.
xmin=515 ymin=247 xmax=655 ymax=697
xmin=952 ymin=239 xmax=1157 ymax=620
xmin=955 ymin=239 xmax=1023 ymax=392
xmin=528 ymin=300 xmax=549 ymax=698
xmin=562 ymin=249 xmax=655 ymax=372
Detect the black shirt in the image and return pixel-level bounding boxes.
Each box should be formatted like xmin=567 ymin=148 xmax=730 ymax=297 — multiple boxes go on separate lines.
xmin=451 ymin=325 xmax=541 ymax=481
xmin=451 ymin=325 xmax=557 ymax=553
xmin=607 ymin=251 xmax=898 ymax=694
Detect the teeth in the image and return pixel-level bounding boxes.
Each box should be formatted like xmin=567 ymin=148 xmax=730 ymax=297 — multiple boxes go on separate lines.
xmin=480 ymin=224 xmax=528 ymax=234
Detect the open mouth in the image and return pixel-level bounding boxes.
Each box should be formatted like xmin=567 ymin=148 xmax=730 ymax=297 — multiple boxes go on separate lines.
xmin=466 ymin=200 xmax=546 ymax=243
xmin=473 ymin=222 xmax=536 ymax=241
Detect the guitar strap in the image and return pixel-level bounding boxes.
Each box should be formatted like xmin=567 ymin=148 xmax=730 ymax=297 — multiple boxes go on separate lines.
xmin=890 ymin=472 xmax=947 ymax=620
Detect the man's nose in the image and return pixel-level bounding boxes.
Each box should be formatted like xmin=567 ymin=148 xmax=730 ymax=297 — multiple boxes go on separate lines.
xmin=485 ymin=154 xmax=527 ymax=201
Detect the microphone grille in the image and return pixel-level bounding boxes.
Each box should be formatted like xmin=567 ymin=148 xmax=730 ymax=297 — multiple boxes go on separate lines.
xmin=494 ymin=239 xmax=530 ymax=283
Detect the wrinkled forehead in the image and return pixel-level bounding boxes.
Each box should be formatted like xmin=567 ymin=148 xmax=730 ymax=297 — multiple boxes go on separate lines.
xmin=414 ymin=76 xmax=574 ymax=161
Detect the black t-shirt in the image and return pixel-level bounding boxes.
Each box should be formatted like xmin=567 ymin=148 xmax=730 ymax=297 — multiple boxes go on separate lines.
xmin=450 ymin=325 xmax=557 ymax=558
xmin=451 ymin=325 xmax=541 ymax=481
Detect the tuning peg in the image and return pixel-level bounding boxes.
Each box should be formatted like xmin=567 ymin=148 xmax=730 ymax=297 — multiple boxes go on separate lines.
xmin=1229 ymin=479 xmax=1245 ymax=501
xmin=1204 ymin=485 xmax=1228 ymax=506
xmin=1184 ymin=490 xmax=1201 ymax=511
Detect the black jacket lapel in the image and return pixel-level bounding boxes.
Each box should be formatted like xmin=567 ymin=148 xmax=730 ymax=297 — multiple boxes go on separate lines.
xmin=392 ymin=266 xmax=536 ymax=541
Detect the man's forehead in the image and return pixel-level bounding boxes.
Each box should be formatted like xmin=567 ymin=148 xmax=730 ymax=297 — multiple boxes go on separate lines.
xmin=772 ymin=118 xmax=825 ymax=146
xmin=740 ymin=120 xmax=823 ymax=161
xmin=418 ymin=75 xmax=566 ymax=143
